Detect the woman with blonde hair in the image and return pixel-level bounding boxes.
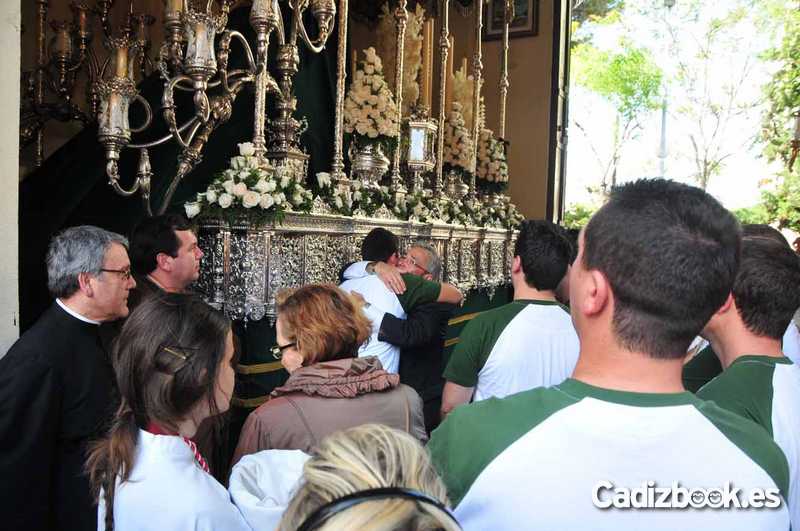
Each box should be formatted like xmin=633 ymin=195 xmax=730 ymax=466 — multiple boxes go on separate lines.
xmin=232 ymin=284 xmax=426 ymax=463
xmin=279 ymin=423 xmax=461 ymax=531
xmin=86 ymin=294 xmax=249 ymax=531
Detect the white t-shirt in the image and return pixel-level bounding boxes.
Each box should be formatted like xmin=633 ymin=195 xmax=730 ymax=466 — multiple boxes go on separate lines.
xmin=444 ymin=299 xmax=580 ymax=401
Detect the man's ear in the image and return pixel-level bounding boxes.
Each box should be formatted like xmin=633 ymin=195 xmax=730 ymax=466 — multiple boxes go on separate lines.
xmin=423 ymin=273 xmax=433 ymax=281
xmin=714 ymin=293 xmax=735 ymax=317
xmin=511 ymin=256 xmax=522 ymax=274
xmin=77 ymin=272 xmax=94 ymax=297
xmin=155 ymin=252 xmax=173 ymax=272
xmin=580 ymin=269 xmax=610 ymax=318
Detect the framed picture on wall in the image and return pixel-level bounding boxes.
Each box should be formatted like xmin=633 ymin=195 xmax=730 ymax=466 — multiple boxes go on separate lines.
xmin=483 ymin=0 xmax=539 ymax=41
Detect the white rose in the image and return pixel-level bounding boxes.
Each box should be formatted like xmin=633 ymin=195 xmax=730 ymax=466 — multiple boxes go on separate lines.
xmin=280 ymin=174 xmax=291 ymax=189
xmin=259 ymin=193 xmax=275 ymax=209
xmin=206 ymin=189 xmax=218 ymax=203
xmin=245 ymin=156 xmax=260 ymax=170
xmin=273 ymin=192 xmax=284 ymax=205
xmin=184 ymin=202 xmax=201 ymax=219
xmin=232 ymin=182 xmax=248 ymax=197
xmin=230 ymin=156 xmax=247 ymax=170
xmin=238 ymin=142 xmax=256 ymax=157
xmin=224 ymin=169 xmax=236 ymax=179
xmin=238 ymin=170 xmax=251 ymax=181
xmin=292 ymin=192 xmax=303 ymax=205
xmin=254 ymin=179 xmax=270 ymax=193
xmin=265 ymin=180 xmax=277 ymax=192
xmin=242 ymin=190 xmax=260 ymax=208
xmin=222 ymin=180 xmax=235 ymax=194
xmin=218 ymin=193 xmax=233 ymax=209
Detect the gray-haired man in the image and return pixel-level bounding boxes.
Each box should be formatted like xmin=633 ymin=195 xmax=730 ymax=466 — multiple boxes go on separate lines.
xmin=0 ymin=226 xmax=135 ymax=531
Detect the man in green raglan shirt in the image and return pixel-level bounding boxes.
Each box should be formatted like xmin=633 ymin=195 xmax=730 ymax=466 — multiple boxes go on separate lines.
xmin=428 ymin=179 xmax=790 ymax=531
xmin=440 ymin=220 xmax=578 ymax=418
xmin=697 ymin=234 xmax=800 ymax=527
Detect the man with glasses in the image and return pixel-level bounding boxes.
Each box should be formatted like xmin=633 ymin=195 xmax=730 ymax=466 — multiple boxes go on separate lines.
xmin=350 ymin=243 xmax=458 ymax=433
xmin=340 ymin=228 xmax=462 ymax=375
xmin=0 ymin=226 xmax=135 ymax=531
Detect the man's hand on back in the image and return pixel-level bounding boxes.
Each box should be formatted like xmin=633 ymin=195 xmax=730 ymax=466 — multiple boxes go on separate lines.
xmin=374 ymin=262 xmax=406 ymax=294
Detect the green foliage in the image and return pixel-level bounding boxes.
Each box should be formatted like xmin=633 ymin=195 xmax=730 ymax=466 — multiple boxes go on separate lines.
xmin=760 ymin=8 xmax=800 ymax=168
xmin=562 ymin=203 xmax=598 ymax=229
xmin=733 ymin=204 xmax=770 ymax=226
xmin=573 ymin=41 xmax=663 ymax=123
xmin=761 ymin=170 xmax=800 ymax=233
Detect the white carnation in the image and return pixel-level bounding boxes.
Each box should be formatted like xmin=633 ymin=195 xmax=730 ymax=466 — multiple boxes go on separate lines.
xmin=254 ymin=179 xmax=270 ymax=193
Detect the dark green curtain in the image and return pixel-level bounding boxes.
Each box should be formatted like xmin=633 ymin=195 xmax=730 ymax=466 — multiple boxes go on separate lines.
xmin=19 ymin=5 xmax=338 ymax=329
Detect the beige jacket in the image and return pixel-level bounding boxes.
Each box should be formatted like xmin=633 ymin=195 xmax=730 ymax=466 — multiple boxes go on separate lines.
xmin=232 ymin=357 xmax=426 ymax=464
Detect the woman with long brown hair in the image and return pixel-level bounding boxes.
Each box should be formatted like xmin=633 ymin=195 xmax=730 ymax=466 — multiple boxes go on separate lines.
xmin=232 ymin=284 xmax=426 ymax=463
xmin=86 ymin=294 xmax=249 ymax=531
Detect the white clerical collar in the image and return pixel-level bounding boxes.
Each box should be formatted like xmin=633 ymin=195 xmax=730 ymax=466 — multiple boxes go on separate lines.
xmin=56 ymin=298 xmax=100 ymax=325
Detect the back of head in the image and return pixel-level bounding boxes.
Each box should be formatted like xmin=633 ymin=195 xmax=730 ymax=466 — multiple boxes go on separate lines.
xmin=87 ymin=293 xmax=232 ymax=531
xmin=361 ymin=228 xmax=399 ymax=263
xmin=733 ymin=236 xmax=800 ymax=340
xmin=276 ymin=284 xmax=371 ymax=365
xmin=742 ymin=224 xmax=790 ymax=248
xmin=130 ymin=214 xmax=192 ymax=276
xmin=113 ymin=293 xmax=232 ymax=429
xmin=46 ymin=225 xmax=128 ymax=299
xmin=279 ymin=424 xmax=459 ymax=531
xmin=514 ymin=220 xmax=572 ymax=290
xmin=583 ymin=179 xmax=741 ymax=359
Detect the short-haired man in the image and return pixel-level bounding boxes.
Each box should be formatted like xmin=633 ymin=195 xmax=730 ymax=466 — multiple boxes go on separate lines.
xmin=0 ymin=226 xmax=135 ymax=531
xmin=347 ymin=243 xmax=456 ymax=433
xmin=429 ymin=180 xmax=790 ymax=530
xmin=129 ymin=213 xmax=203 ymax=300
xmin=440 ymin=220 xmax=578 ymax=417
xmin=697 ymin=235 xmax=800 ymax=527
xmin=340 ymin=228 xmax=462 ymax=374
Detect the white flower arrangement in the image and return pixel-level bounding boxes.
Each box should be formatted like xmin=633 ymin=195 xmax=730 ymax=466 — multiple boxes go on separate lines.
xmin=344 ymin=48 xmax=400 ymax=147
xmin=183 ymin=142 xmax=313 ymax=224
xmin=376 ymin=3 xmax=425 ymax=114
xmin=443 ymin=102 xmax=474 ymax=173
xmin=477 ymin=129 xmax=509 ymax=184
xmin=452 ymin=63 xmax=474 ymax=131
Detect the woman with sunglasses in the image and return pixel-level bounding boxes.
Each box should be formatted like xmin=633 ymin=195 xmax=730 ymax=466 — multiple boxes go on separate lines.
xmin=232 ymin=284 xmax=426 ymax=465
xmin=86 ymin=294 xmax=249 ymax=531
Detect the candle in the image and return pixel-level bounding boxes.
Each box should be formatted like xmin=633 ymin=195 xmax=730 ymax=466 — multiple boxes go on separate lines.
xmin=113 ymin=44 xmax=130 ymax=78
xmin=165 ymin=0 xmax=185 ymax=17
xmin=427 ymin=20 xmax=434 ymax=109
xmin=421 ymin=19 xmax=431 ymax=108
xmin=445 ymin=35 xmax=454 ymax=112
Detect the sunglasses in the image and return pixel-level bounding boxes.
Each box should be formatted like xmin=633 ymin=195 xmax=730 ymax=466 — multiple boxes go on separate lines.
xmin=270 ymin=342 xmax=296 ymax=360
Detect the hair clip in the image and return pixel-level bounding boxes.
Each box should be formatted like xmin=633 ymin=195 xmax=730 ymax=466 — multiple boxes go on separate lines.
xmin=163 ymin=347 xmax=188 ymax=361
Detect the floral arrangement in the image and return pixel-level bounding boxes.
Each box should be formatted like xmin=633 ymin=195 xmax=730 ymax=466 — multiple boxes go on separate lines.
xmin=344 ymin=47 xmax=400 ymax=153
xmin=443 ymin=102 xmax=474 ymax=175
xmin=451 ymin=63 xmax=475 ymax=131
xmin=184 ymin=142 xmax=313 ymax=224
xmin=376 ymin=3 xmax=424 ymax=115
xmin=477 ymin=128 xmax=509 ymax=192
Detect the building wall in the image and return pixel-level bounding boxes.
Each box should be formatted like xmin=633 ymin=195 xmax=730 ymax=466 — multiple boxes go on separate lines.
xmin=1 ymin=1 xmax=20 ymax=355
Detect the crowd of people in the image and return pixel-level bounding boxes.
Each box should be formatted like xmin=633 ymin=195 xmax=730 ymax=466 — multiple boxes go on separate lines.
xmin=1 ymin=178 xmax=800 ymax=530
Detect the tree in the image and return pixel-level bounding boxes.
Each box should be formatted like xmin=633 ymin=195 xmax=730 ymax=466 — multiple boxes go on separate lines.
xmin=571 ymin=40 xmax=663 ymax=194
xmin=562 ymin=203 xmax=597 ymax=229
xmin=758 ymin=4 xmax=800 ymax=232
xmin=660 ymin=0 xmax=765 ymax=190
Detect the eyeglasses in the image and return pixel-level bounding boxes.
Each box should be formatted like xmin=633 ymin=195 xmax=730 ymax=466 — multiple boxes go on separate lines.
xmin=100 ymin=268 xmax=133 ymax=280
xmin=270 ymin=342 xmax=296 ymax=360
xmin=405 ymin=254 xmax=430 ymax=276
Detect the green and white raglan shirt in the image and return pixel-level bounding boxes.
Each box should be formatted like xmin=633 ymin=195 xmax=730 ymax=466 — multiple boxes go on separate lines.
xmin=443 ymin=300 xmax=579 ymax=401
xmin=340 ymin=270 xmax=440 ymax=374
xmin=698 ymin=355 xmax=800 ymax=528
xmin=428 ymin=379 xmax=790 ymax=531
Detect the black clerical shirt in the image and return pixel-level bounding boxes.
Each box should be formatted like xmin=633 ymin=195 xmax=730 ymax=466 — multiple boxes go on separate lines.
xmin=0 ymin=303 xmax=117 ymax=531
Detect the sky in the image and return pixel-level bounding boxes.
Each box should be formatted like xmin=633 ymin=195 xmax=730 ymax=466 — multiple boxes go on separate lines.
xmin=564 ymin=0 xmax=786 ymax=211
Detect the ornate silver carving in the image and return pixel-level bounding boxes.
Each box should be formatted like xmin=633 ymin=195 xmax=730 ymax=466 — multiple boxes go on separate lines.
xmin=198 ymin=215 xmax=515 ymax=321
